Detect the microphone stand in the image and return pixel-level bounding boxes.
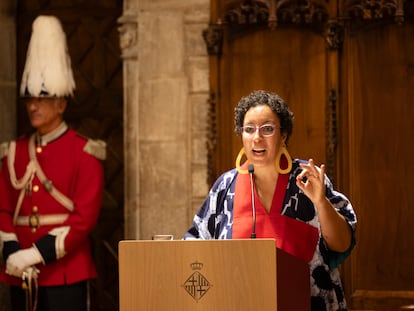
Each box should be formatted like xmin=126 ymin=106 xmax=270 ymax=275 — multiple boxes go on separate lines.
xmin=248 ymin=164 xmax=256 ymax=239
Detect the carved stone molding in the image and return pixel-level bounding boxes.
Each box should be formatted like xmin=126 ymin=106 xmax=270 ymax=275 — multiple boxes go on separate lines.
xmin=118 ymin=11 xmax=138 ymax=60
xmin=118 ymin=8 xmax=139 ymax=239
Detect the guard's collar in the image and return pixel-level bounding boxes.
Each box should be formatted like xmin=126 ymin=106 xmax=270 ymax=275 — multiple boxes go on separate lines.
xmin=36 ymin=122 xmax=68 ymax=146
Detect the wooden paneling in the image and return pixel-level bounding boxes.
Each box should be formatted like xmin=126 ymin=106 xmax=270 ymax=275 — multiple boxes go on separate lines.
xmin=343 ymin=21 xmax=414 ymax=310
xmin=217 ymin=27 xmax=328 ymax=174
xmin=206 ymin=0 xmax=332 ymax=181
xmin=207 ymin=1 xmax=414 ymax=310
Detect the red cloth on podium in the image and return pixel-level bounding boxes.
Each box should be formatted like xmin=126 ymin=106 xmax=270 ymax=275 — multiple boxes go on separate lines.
xmin=232 ymin=163 xmax=319 ymax=263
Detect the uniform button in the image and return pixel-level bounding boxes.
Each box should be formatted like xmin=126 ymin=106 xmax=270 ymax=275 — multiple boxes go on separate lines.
xmin=33 ymin=185 xmax=40 ymax=192
xmin=32 ymin=206 xmax=38 ymax=213
xmin=36 ymin=146 xmax=42 ymax=153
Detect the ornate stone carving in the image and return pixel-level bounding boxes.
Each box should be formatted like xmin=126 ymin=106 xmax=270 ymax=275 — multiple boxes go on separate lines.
xmin=118 ymin=11 xmax=138 ymax=60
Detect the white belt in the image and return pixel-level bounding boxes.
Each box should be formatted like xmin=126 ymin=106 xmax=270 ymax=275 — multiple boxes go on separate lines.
xmin=16 ymin=214 xmax=69 ymax=229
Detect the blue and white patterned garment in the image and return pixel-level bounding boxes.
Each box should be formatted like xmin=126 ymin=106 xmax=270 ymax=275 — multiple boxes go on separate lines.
xmin=184 ymin=159 xmax=357 ymax=311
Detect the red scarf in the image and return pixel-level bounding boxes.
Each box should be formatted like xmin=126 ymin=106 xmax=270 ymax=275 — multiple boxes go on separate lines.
xmin=232 ymin=162 xmax=319 ymax=262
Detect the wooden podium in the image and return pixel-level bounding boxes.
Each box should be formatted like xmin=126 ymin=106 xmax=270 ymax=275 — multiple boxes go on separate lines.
xmin=118 ymin=239 xmax=310 ymax=311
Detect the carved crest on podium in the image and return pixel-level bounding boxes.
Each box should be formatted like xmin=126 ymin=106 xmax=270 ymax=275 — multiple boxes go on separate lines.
xmin=183 ymin=261 xmax=212 ymax=302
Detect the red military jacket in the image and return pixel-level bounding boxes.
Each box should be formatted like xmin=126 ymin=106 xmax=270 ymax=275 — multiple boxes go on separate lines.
xmin=0 ymin=124 xmax=105 ymax=286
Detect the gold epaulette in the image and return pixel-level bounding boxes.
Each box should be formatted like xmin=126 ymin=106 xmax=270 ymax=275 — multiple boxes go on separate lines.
xmin=83 ymin=139 xmax=107 ymax=160
xmin=0 ymin=141 xmax=10 ymax=160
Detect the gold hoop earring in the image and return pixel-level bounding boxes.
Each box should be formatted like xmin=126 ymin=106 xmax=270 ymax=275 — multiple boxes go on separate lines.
xmin=275 ymin=144 xmax=292 ymax=174
xmin=235 ymin=147 xmax=249 ymax=174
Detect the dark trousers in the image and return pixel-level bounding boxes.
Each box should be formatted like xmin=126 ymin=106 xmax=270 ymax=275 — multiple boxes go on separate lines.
xmin=10 ymin=281 xmax=87 ymax=311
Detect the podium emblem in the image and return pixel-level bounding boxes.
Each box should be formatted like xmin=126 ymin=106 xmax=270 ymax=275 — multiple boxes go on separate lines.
xmin=183 ymin=261 xmax=211 ymax=302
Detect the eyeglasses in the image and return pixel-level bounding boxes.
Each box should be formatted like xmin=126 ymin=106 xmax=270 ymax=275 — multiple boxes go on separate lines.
xmin=241 ymin=124 xmax=280 ymax=137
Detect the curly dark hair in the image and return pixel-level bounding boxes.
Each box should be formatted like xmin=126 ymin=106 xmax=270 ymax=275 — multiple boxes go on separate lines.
xmin=234 ymin=90 xmax=294 ymax=144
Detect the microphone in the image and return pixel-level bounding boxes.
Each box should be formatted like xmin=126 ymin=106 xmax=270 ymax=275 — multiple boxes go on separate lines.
xmin=248 ymin=164 xmax=256 ymax=239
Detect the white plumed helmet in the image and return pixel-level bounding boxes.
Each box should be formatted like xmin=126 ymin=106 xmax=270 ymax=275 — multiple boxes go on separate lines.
xmin=20 ymin=15 xmax=75 ymax=98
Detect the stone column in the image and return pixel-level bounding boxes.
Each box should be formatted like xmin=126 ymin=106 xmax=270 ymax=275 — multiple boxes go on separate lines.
xmin=119 ymin=0 xmax=209 ymax=240
xmin=118 ymin=0 xmax=140 ymax=239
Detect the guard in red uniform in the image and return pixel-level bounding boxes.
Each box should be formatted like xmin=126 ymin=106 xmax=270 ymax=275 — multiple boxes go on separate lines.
xmin=0 ymin=15 xmax=105 ymax=311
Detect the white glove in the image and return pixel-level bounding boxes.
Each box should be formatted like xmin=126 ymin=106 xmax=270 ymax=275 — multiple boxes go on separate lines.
xmin=6 ymin=246 xmax=43 ymax=278
xmin=23 ymin=266 xmax=40 ymax=281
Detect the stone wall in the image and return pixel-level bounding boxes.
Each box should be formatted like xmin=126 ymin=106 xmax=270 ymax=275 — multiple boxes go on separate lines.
xmin=120 ymin=0 xmax=210 ymax=240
